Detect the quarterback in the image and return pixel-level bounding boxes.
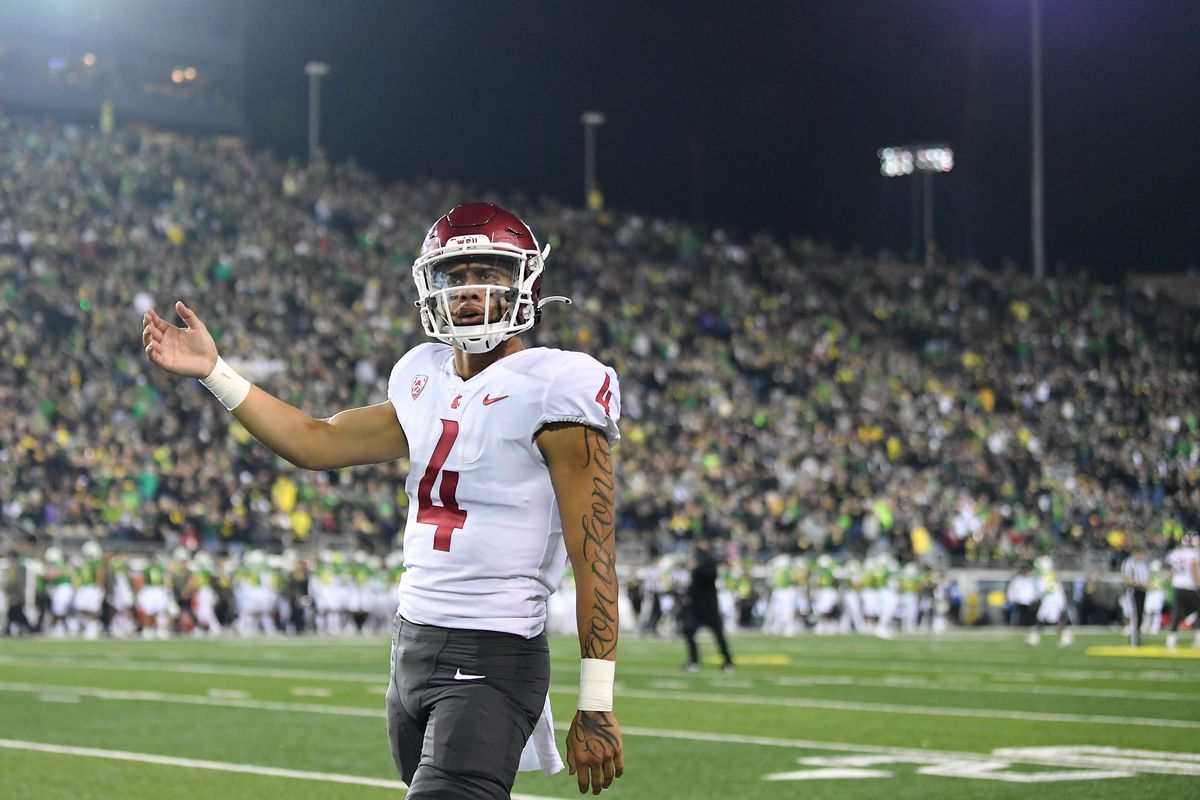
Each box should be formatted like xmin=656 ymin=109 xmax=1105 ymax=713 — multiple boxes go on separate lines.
xmin=143 ymin=203 xmax=624 ymax=797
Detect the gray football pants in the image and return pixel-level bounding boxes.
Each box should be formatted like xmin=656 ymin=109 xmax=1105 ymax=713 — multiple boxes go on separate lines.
xmin=386 ymin=615 xmax=550 ymax=799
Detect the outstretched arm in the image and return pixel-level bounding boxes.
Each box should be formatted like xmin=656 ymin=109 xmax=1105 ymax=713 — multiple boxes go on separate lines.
xmin=539 ymin=422 xmax=624 ymax=795
xmin=143 ymin=301 xmax=407 ymax=470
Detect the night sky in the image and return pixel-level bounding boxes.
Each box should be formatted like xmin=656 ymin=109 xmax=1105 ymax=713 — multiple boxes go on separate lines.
xmin=243 ymin=1 xmax=1200 ymax=280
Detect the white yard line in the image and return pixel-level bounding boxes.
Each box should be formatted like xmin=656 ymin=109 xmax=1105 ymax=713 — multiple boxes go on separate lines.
xmin=544 ymin=686 xmax=1200 ymax=730
xmin=4 ymin=725 xmax=1198 ymax=785
xmin=1 ymin=678 xmax=1197 ymax=731
xmin=0 ymin=682 xmax=381 ymax=717
xmin=4 ymin=652 xmax=1195 ymax=705
xmin=0 ymin=738 xmax=565 ymax=799
xmin=0 ymin=654 xmax=385 ymax=684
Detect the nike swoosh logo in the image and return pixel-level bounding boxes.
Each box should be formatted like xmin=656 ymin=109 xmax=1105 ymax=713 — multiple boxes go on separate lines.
xmin=482 ymin=394 xmax=509 ymax=406
xmin=453 ymin=668 xmax=486 ymax=681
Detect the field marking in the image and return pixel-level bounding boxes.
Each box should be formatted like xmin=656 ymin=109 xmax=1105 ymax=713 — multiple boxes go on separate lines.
xmin=37 ymin=694 xmax=81 ymax=704
xmin=4 ymin=685 xmax=1199 ymax=779
xmin=0 ymin=682 xmax=382 ymax=718
xmin=774 ymin=673 xmax=1200 ymax=702
xmin=647 ymin=680 xmax=690 ymax=690
xmin=0 ymin=654 xmax=385 ymax=685
xmin=560 ymin=654 xmax=1200 ymax=684
xmin=1087 ymin=646 xmax=1200 ymax=659
xmin=548 ymin=686 xmax=1200 ymax=730
xmin=291 ymin=687 xmax=333 ymax=698
xmin=7 ymin=652 xmax=1199 ymax=703
xmin=0 ymin=739 xmax=566 ymax=799
xmin=765 ymin=766 xmax=891 ymax=780
xmin=766 ymin=754 xmax=1132 ymax=783
xmin=3 ymin=678 xmax=1198 ymax=732
xmin=994 ymin=746 xmax=1200 ymax=776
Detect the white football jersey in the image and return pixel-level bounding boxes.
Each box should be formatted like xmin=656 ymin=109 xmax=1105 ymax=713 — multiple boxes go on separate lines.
xmin=387 ymin=343 xmax=621 ymax=637
xmin=1167 ymin=547 xmax=1199 ymax=591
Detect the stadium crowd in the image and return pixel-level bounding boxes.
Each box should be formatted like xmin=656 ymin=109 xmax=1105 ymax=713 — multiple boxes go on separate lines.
xmin=1 ymin=114 xmax=1198 ymax=576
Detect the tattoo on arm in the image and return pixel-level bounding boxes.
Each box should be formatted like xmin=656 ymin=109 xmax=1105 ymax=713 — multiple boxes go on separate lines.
xmin=580 ymin=427 xmax=618 ymax=660
xmin=571 ymin=709 xmax=620 ymax=753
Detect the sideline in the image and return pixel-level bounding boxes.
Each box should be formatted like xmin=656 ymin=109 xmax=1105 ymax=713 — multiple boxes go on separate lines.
xmin=1 ymin=679 xmax=1199 ymax=731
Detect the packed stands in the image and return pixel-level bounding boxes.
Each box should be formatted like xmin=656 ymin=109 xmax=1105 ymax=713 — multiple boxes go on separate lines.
xmin=1 ymin=115 xmax=1197 ymax=574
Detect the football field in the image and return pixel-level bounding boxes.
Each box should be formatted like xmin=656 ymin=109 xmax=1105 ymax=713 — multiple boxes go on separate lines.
xmin=1 ymin=629 xmax=1197 ymax=799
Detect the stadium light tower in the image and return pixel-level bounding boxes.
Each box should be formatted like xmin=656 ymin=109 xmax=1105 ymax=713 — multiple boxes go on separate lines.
xmin=581 ymin=111 xmax=606 ymax=210
xmin=878 ymin=144 xmax=954 ymax=268
xmin=1030 ymin=0 xmax=1046 ymax=280
xmin=305 ymin=61 xmax=331 ymax=165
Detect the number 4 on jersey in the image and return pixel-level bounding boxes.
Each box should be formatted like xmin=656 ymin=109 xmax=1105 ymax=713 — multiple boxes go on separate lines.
xmin=594 ymin=373 xmax=613 ymax=416
xmin=417 ymin=419 xmax=468 ymax=551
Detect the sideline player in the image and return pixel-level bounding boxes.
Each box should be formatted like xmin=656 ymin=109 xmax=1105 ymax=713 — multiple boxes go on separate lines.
xmin=1166 ymin=532 xmax=1200 ymax=651
xmin=143 ymin=202 xmax=624 ymax=797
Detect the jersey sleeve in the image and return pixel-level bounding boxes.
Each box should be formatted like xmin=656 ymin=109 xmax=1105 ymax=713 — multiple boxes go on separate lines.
xmin=538 ymin=353 xmax=621 ymax=445
xmin=386 ymin=343 xmax=436 ymax=421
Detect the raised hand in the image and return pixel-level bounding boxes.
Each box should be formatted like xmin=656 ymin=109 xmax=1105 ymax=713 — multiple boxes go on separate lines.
xmin=142 ymin=301 xmax=219 ymax=379
xmin=566 ymin=709 xmax=624 ymax=795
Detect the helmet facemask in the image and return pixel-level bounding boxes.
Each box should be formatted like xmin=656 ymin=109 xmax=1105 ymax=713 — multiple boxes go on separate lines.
xmin=413 ymin=246 xmax=544 ymax=354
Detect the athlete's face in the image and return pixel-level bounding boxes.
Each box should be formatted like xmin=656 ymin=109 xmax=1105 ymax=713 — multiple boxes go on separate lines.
xmin=431 ymin=257 xmax=517 ymax=326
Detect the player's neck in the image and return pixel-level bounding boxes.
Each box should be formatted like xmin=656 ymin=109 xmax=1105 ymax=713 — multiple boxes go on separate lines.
xmin=453 ymin=336 xmax=524 ymax=380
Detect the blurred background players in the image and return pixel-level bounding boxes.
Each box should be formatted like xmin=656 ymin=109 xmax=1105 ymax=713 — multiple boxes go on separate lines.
xmin=1166 ymin=532 xmax=1200 ymax=651
xmin=1027 ymin=555 xmax=1073 ymax=647
xmin=1121 ymin=545 xmax=1150 ymax=647
xmin=681 ymin=538 xmax=735 ymax=673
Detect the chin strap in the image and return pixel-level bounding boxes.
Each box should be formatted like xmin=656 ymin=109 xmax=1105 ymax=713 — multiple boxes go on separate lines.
xmin=537 ymin=296 xmax=572 ymax=308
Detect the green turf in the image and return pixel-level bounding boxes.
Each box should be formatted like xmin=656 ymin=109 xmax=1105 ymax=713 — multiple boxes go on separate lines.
xmin=1 ymin=630 xmax=1197 ymax=799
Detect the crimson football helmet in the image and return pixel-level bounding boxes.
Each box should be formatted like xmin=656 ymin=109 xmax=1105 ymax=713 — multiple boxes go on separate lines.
xmin=412 ymin=203 xmax=566 ymax=353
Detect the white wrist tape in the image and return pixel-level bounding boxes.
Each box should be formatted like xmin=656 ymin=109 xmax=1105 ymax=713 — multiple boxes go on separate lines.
xmin=200 ymin=356 xmax=252 ymax=411
xmin=577 ymin=658 xmax=615 ymax=711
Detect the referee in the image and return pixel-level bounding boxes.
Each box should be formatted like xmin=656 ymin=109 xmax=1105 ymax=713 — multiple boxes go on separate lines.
xmin=1121 ymin=544 xmax=1150 ymax=647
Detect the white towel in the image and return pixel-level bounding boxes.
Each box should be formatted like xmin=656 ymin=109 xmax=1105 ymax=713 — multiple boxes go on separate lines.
xmin=518 ymin=693 xmax=564 ymax=775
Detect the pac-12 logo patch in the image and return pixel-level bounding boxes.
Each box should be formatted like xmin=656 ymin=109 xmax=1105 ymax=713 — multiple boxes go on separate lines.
xmin=411 ymin=375 xmax=429 ymax=400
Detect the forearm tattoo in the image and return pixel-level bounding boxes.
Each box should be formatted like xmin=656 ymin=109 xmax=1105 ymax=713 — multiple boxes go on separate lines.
xmin=580 ymin=427 xmax=618 ymax=660
xmin=571 ymin=709 xmax=621 ymax=754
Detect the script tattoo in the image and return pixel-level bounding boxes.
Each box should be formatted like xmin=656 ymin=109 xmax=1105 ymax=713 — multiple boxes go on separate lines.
xmin=580 ymin=426 xmax=618 ymax=660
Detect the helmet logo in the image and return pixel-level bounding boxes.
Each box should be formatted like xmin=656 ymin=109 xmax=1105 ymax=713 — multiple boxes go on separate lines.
xmin=445 ymin=234 xmax=491 ymax=247
xmin=411 ymin=375 xmax=428 ymax=400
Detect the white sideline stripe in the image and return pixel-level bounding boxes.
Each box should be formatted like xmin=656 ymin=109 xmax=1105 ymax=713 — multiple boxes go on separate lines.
xmin=0 ymin=739 xmax=565 ymax=799
xmin=0 ymin=654 xmax=384 ymax=685
xmin=6 ymin=653 xmax=1198 ymax=703
xmin=6 ymin=682 xmax=1200 ymax=775
xmin=2 ymin=679 xmax=1197 ymax=732
xmin=544 ymin=686 xmax=1200 ymax=730
xmin=37 ymin=693 xmax=81 ymax=704
xmin=0 ymin=682 xmax=381 ymax=718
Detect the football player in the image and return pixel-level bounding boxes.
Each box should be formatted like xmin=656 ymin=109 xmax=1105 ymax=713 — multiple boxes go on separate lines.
xmin=43 ymin=547 xmax=73 ymax=637
xmin=1166 ymin=531 xmax=1200 ymax=651
xmin=1143 ymin=558 xmax=1168 ymax=635
xmin=897 ymin=562 xmax=922 ymax=635
xmin=1028 ymin=555 xmax=1073 ymax=647
xmin=143 ymin=202 xmax=623 ymax=797
xmin=763 ymin=554 xmax=799 ymax=636
xmin=72 ymin=540 xmax=106 ymax=640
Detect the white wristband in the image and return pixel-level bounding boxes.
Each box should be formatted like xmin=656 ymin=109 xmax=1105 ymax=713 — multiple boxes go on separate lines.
xmin=200 ymin=356 xmax=252 ymax=411
xmin=578 ymin=658 xmax=615 ymax=711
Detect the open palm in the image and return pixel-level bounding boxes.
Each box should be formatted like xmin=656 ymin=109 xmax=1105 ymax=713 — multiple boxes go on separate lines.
xmin=142 ymin=301 xmax=219 ymax=379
